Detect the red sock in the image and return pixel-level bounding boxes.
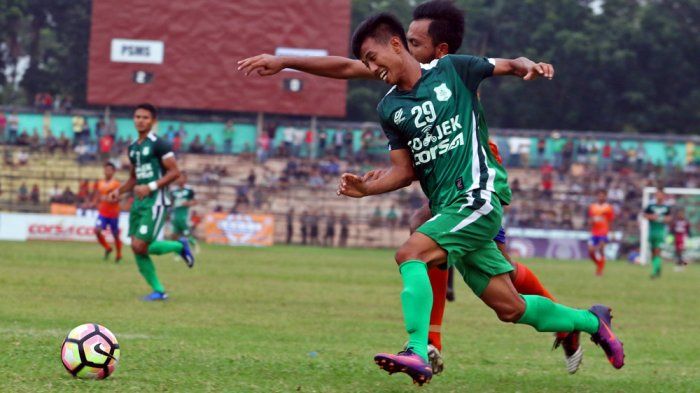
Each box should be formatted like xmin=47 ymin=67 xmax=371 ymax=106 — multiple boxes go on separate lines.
xmin=427 ymin=266 xmax=448 ymax=351
xmin=596 ymin=255 xmax=605 ymax=275
xmin=114 ymin=231 xmax=123 ymax=258
xmin=512 ymin=262 xmax=556 ymax=301
xmin=96 ymin=231 xmax=111 ymax=251
xmin=589 ymin=250 xmax=600 ymax=265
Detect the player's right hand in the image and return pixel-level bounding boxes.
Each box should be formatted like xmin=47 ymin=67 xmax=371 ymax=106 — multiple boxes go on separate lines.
xmin=362 ymin=168 xmax=387 ymax=182
xmin=237 ymin=54 xmax=284 ymax=76
xmin=107 ymin=190 xmax=120 ymax=203
xmin=337 ymin=173 xmax=368 ymax=198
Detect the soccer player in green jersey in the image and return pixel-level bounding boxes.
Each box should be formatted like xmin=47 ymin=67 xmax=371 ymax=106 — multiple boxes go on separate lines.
xmin=239 ymin=0 xmax=581 ymax=375
xmin=336 ymin=13 xmax=624 ymax=385
xmin=109 ymin=104 xmax=195 ymax=301
xmin=643 ymin=188 xmax=672 ymax=279
xmin=170 ymin=171 xmax=198 ymax=250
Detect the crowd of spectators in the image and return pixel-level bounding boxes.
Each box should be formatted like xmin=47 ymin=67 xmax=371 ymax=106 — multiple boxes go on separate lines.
xmin=285 ymin=208 xmax=352 ymax=247
xmin=3 ymin=110 xmax=698 ymax=253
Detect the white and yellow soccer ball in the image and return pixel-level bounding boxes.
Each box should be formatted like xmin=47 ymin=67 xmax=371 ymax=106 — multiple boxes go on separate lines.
xmin=61 ymin=323 xmax=120 ymax=379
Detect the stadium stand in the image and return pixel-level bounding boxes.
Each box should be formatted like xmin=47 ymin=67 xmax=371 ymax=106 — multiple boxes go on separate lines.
xmin=2 ymin=108 xmax=699 ymax=250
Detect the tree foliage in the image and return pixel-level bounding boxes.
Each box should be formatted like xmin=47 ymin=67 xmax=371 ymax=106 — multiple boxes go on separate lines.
xmin=348 ymin=0 xmax=700 ymax=134
xmin=0 ymin=1 xmax=697 ymax=134
xmin=0 ymin=0 xmax=90 ymax=105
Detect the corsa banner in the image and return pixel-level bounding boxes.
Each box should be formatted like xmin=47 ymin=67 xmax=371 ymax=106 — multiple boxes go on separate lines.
xmin=203 ymin=213 xmax=274 ymax=247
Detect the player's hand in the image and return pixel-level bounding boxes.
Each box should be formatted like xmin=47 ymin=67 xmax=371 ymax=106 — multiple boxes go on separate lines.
xmin=362 ymin=168 xmax=387 ymax=182
xmin=107 ymin=190 xmax=120 ymax=203
xmin=134 ymin=185 xmax=151 ymax=199
xmin=337 ymin=173 xmax=368 ymax=198
xmin=237 ymin=54 xmax=285 ymax=76
xmin=523 ymin=62 xmax=554 ymax=81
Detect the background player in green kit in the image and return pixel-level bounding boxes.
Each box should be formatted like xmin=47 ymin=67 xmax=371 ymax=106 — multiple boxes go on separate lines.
xmin=337 ymin=13 xmax=625 ymax=385
xmin=109 ymin=103 xmax=195 ymax=301
xmin=170 ymin=171 xmax=198 ymax=251
xmin=643 ymin=188 xmax=672 ymax=279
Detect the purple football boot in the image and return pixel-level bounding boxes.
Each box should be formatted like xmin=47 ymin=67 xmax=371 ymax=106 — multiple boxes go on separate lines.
xmin=374 ymin=348 xmax=433 ymax=386
xmin=589 ymin=304 xmax=625 ymax=369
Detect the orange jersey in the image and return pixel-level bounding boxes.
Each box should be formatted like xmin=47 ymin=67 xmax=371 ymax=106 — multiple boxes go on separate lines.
xmin=488 ymin=139 xmax=503 ymax=165
xmin=589 ymin=203 xmax=614 ymax=236
xmin=97 ymin=179 xmax=121 ymax=218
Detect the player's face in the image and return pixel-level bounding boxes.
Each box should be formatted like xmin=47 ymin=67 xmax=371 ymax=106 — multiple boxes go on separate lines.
xmin=655 ymin=191 xmax=665 ymax=203
xmin=133 ymin=109 xmax=155 ymax=134
xmin=360 ymin=37 xmax=404 ymax=85
xmin=407 ymin=19 xmax=440 ymax=63
xmin=104 ymin=165 xmax=115 ymax=180
xmin=597 ymin=191 xmax=607 ymax=203
xmin=177 ymin=175 xmax=186 ymax=186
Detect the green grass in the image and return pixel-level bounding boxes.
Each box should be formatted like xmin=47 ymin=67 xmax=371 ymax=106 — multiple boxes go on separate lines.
xmin=0 ymin=241 xmax=698 ymax=392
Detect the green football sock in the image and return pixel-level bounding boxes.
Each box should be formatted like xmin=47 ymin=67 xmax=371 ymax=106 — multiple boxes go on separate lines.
xmin=399 ymin=260 xmax=432 ymax=362
xmin=517 ymin=295 xmax=599 ymax=335
xmin=652 ymin=255 xmax=662 ymax=276
xmin=134 ymin=254 xmax=165 ymax=293
xmin=148 ymin=240 xmax=184 ymax=256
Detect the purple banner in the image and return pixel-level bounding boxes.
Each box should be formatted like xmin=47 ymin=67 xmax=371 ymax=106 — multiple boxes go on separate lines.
xmin=505 ymin=228 xmax=620 ymax=260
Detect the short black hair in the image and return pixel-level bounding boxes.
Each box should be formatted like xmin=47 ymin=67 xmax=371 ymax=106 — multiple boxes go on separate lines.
xmin=412 ymin=0 xmax=465 ymax=54
xmin=351 ymin=12 xmax=408 ymax=59
xmin=135 ymin=103 xmax=157 ymax=119
xmin=104 ymin=161 xmax=116 ymax=169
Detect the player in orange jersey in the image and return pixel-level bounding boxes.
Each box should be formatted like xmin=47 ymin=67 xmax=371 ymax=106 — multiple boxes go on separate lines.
xmin=588 ymin=189 xmax=614 ymax=275
xmin=94 ymin=162 xmax=123 ymax=262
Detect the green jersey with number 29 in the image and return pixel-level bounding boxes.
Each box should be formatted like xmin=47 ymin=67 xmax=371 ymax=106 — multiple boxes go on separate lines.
xmin=377 ymin=55 xmax=511 ymax=213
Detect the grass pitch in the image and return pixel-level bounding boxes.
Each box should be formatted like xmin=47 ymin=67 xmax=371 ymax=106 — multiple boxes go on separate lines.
xmin=0 ymin=241 xmax=698 ymax=392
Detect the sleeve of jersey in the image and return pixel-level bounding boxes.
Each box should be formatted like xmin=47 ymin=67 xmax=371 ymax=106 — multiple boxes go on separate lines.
xmin=643 ymin=205 xmax=653 ymax=214
xmin=154 ymin=138 xmax=175 ymax=160
xmin=378 ymin=104 xmax=406 ymax=151
xmin=446 ymin=55 xmax=495 ymax=92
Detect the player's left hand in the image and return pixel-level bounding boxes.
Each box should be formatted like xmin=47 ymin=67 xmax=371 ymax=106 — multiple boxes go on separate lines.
xmin=524 ymin=62 xmax=554 ymax=81
xmin=134 ymin=185 xmax=151 ymax=199
xmin=337 ymin=173 xmax=368 ymax=198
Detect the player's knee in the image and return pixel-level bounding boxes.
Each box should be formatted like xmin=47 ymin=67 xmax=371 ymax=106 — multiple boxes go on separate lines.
xmin=131 ymin=240 xmax=148 ymax=255
xmin=395 ymin=245 xmax=428 ymax=265
xmin=394 ymin=247 xmax=414 ymax=265
xmin=494 ymin=301 xmax=525 ymax=323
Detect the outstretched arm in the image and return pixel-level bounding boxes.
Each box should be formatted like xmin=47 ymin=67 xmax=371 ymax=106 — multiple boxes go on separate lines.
xmin=337 ymin=149 xmax=415 ymax=198
xmin=237 ymin=54 xmax=376 ymax=80
xmin=493 ymin=57 xmax=554 ymax=80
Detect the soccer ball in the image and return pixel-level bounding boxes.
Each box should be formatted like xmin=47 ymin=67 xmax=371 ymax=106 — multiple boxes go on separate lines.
xmin=61 ymin=323 xmax=120 ymax=379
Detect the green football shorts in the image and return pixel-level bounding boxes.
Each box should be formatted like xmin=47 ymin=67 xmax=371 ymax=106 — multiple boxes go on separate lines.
xmin=171 ymin=212 xmax=191 ymax=237
xmin=417 ymin=194 xmax=513 ymax=297
xmin=128 ymin=204 xmax=167 ymax=243
xmin=649 ymin=233 xmax=665 ymax=249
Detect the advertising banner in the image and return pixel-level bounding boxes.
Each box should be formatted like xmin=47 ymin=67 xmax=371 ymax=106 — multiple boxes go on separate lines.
xmin=505 ymin=228 xmax=621 ymax=260
xmin=203 ymin=213 xmax=274 ymax=247
xmin=0 ymin=213 xmax=129 ymax=243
